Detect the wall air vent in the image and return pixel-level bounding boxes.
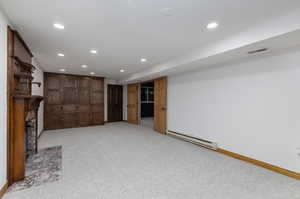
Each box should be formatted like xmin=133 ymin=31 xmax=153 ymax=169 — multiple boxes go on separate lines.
xmin=248 ymin=48 xmax=269 ymax=54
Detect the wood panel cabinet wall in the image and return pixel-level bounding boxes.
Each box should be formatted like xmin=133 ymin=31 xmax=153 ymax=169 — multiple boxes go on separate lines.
xmin=44 ymin=73 xmax=104 ymax=130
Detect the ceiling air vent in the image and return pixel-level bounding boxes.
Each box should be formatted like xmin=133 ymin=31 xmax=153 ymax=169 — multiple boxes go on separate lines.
xmin=248 ymin=48 xmax=269 ymax=54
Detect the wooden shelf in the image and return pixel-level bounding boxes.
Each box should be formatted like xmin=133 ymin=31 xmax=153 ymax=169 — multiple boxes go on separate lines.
xmin=14 ymin=73 xmax=33 ymax=79
xmin=12 ymin=56 xmax=35 ymax=71
xmin=13 ymin=95 xmax=43 ymax=99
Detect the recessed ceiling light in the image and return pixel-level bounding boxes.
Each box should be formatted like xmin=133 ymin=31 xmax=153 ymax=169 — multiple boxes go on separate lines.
xmin=140 ymin=58 xmax=147 ymax=63
xmin=120 ymin=69 xmax=125 ymax=73
xmin=90 ymin=49 xmax=98 ymax=54
xmin=57 ymin=53 xmax=65 ymax=57
xmin=59 ymin=69 xmax=66 ymax=72
xmin=90 ymin=72 xmax=95 ymax=75
xmin=82 ymin=65 xmax=88 ymax=68
xmin=248 ymin=48 xmax=269 ymax=54
xmin=161 ymin=8 xmax=173 ymax=16
xmin=53 ymin=23 xmax=65 ymax=30
xmin=206 ymin=22 xmax=219 ymax=30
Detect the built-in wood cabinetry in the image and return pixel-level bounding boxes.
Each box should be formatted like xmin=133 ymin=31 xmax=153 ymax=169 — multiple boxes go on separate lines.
xmin=44 ymin=73 xmax=104 ymax=130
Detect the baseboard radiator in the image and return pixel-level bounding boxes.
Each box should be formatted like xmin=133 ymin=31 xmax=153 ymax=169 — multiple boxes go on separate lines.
xmin=167 ymin=130 xmax=218 ymax=151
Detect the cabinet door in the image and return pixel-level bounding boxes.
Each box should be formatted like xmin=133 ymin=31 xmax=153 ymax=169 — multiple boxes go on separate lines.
xmin=60 ymin=75 xmax=78 ymax=128
xmin=90 ymin=78 xmax=104 ymax=125
xmin=62 ymin=75 xmax=78 ymax=105
xmin=61 ymin=105 xmax=78 ymax=128
xmin=78 ymin=105 xmax=91 ymax=126
xmin=44 ymin=74 xmax=63 ymax=130
xmin=78 ymin=77 xmax=91 ymax=126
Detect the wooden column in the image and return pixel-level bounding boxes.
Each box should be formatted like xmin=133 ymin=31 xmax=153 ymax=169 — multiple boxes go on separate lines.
xmin=12 ymin=98 xmax=26 ymax=182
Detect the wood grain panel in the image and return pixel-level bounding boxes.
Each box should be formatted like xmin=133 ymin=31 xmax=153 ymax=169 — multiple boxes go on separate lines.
xmin=154 ymin=77 xmax=167 ymax=134
xmin=46 ymin=90 xmax=61 ymax=104
xmin=61 ymin=113 xmax=78 ymax=128
xmin=91 ymin=112 xmax=104 ymax=125
xmin=45 ymin=113 xmax=62 ymax=130
xmin=13 ymin=33 xmax=32 ymax=63
xmin=78 ymin=112 xmax=91 ymax=127
xmin=127 ymin=83 xmax=139 ymax=124
xmin=46 ymin=75 xmax=61 ymax=89
xmin=78 ymin=89 xmax=90 ymax=104
xmin=90 ymin=78 xmax=104 ymax=125
xmin=45 ymin=105 xmax=61 ymax=113
xmin=12 ymin=99 xmax=26 ymax=181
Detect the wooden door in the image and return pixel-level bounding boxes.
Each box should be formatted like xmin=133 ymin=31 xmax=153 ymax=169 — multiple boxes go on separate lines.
xmin=90 ymin=78 xmax=104 ymax=125
xmin=107 ymin=85 xmax=123 ymax=122
xmin=44 ymin=74 xmax=63 ymax=130
xmin=154 ymin=77 xmax=167 ymax=134
xmin=127 ymin=83 xmax=139 ymax=124
xmin=78 ymin=77 xmax=91 ymax=126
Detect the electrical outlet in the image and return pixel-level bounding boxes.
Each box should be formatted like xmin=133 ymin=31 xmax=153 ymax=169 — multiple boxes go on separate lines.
xmin=297 ymin=148 xmax=300 ymax=157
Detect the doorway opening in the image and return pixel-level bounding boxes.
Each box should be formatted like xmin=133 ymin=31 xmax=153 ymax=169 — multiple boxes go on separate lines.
xmin=140 ymin=81 xmax=154 ymax=128
xmin=127 ymin=77 xmax=166 ymax=134
xmin=107 ymin=85 xmax=123 ymax=122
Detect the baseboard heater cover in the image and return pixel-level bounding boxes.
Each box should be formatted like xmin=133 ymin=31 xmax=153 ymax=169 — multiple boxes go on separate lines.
xmin=167 ymin=130 xmax=218 ymax=151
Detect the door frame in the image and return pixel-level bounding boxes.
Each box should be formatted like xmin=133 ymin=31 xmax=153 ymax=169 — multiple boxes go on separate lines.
xmin=139 ymin=80 xmax=154 ymax=126
xmin=107 ymin=84 xmax=123 ymax=122
xmin=7 ymin=25 xmax=14 ymax=186
xmin=138 ymin=77 xmax=167 ymax=133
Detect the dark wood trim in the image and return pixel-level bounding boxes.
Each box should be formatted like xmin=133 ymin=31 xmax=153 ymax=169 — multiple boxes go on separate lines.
xmin=0 ymin=182 xmax=8 ymax=199
xmin=7 ymin=25 xmax=14 ymax=186
xmin=45 ymin=72 xmax=104 ymax=79
xmin=11 ymin=56 xmax=35 ymax=70
xmin=217 ymin=148 xmax=300 ymax=180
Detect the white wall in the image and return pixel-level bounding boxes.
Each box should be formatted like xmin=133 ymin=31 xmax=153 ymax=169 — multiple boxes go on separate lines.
xmin=31 ymin=58 xmax=44 ymax=137
xmin=0 ymin=8 xmax=9 ymax=189
xmin=168 ymin=48 xmax=300 ymax=173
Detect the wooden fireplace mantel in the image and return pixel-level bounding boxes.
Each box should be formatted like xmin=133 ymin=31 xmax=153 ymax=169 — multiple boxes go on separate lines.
xmin=7 ymin=26 xmax=44 ymax=186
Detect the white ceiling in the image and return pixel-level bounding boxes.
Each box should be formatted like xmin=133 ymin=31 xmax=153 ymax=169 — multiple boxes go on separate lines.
xmin=1 ymin=0 xmax=300 ymax=80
